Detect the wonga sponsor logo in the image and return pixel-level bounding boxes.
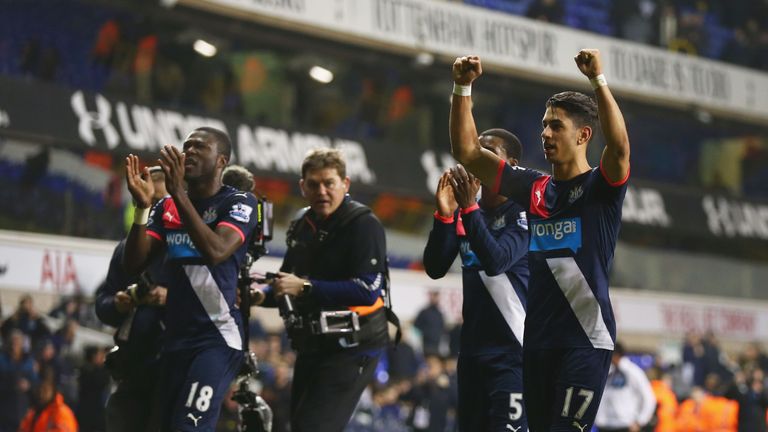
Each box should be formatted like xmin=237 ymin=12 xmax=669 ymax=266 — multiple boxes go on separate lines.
xmin=166 ymin=231 xmax=200 ymax=259
xmin=529 ymin=217 xmax=581 ymax=253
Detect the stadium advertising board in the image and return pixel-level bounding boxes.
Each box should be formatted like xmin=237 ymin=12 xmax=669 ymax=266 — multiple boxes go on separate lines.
xmin=612 ymin=290 xmax=768 ymax=341
xmin=0 ymin=231 xmax=114 ymax=296
xmin=1 ymin=76 xmax=766 ymax=247
xmin=2 ymin=230 xmax=767 ymax=341
xmin=179 ymin=0 xmax=768 ymax=122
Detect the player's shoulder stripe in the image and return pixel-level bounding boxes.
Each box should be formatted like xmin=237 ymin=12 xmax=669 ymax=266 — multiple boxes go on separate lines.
xmin=491 ymin=158 xmax=505 ymax=194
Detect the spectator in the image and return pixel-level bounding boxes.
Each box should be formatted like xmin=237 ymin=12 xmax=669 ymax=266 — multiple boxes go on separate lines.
xmin=725 ymin=368 xmax=768 ymax=432
xmin=702 ymin=332 xmax=735 ymax=386
xmin=371 ymin=384 xmax=408 ymax=432
xmin=386 ymin=326 xmax=420 ymax=382
xmin=674 ymin=5 xmax=708 ymax=54
xmin=0 ymin=330 xmax=37 ymax=432
xmin=76 ymin=346 xmax=110 ymax=432
xmin=413 ymin=290 xmax=445 ymax=356
xmin=646 ymin=366 xmax=678 ymax=432
xmin=657 ymin=1 xmax=678 ymax=47
xmin=595 ymin=343 xmax=657 ymax=432
xmin=261 ymin=361 xmax=292 ymax=432
xmin=406 ymin=355 xmax=454 ymax=432
xmin=51 ymin=319 xmax=79 ymax=362
xmin=91 ymin=19 xmax=121 ymax=68
xmin=18 ymin=366 xmax=78 ymax=432
xmin=676 ymin=386 xmax=738 ymax=432
xmin=49 ymin=294 xmax=99 ymax=330
xmin=34 ymin=339 xmax=62 ymax=380
xmin=1 ymin=295 xmax=51 ymax=351
xmin=682 ymin=331 xmax=706 ymax=387
xmin=612 ymin=0 xmax=658 ymax=44
xmin=50 ymin=320 xmax=81 ymax=407
xmin=525 ymin=0 xmax=564 ymax=24
xmin=739 ymin=342 xmax=768 ymax=373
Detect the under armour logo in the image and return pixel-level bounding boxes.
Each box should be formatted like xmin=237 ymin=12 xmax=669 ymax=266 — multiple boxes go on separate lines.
xmin=506 ymin=425 xmax=521 ymax=432
xmin=572 ymin=421 xmax=588 ymax=432
xmin=70 ymin=91 xmax=120 ymax=149
xmin=187 ymin=413 xmax=202 ymax=427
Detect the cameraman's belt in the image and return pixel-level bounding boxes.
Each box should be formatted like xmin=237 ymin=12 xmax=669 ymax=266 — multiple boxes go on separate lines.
xmin=349 ymin=297 xmax=384 ymax=317
xmin=310 ymin=310 xmax=360 ymax=335
xmin=309 ymin=297 xmax=385 ymax=335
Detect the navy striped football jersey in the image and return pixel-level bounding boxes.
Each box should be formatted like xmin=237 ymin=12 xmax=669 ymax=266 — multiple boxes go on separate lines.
xmin=146 ymin=185 xmax=259 ymax=352
xmin=491 ymin=160 xmax=628 ymax=350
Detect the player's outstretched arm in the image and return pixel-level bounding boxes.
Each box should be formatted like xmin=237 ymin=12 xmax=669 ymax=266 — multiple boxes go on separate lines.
xmin=575 ymin=49 xmax=630 ymax=183
xmin=449 ymin=55 xmax=502 ymax=186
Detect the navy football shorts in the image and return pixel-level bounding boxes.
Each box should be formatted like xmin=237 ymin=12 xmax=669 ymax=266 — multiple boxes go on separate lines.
xmin=523 ymin=347 xmax=612 ymax=432
xmin=161 ymin=345 xmax=243 ymax=431
xmin=457 ymin=351 xmax=527 ymax=432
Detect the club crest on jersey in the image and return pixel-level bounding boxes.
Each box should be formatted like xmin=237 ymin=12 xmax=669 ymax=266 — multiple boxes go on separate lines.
xmin=202 ymin=207 xmax=217 ymax=224
xmin=491 ymin=215 xmax=506 ymax=231
xmin=229 ymin=203 xmax=252 ymax=223
xmin=568 ymin=185 xmax=584 ymax=204
xmin=529 ymin=217 xmax=582 ymax=253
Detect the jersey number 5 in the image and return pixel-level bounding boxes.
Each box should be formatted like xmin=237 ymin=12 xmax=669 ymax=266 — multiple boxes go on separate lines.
xmin=561 ymin=386 xmax=594 ymax=420
xmin=509 ymin=393 xmax=524 ymax=421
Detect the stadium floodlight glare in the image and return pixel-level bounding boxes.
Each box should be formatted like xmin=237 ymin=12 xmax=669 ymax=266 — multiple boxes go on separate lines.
xmin=309 ymin=66 xmax=334 ymax=84
xmin=194 ymin=39 xmax=217 ymax=57
xmin=415 ymin=52 xmax=434 ymax=67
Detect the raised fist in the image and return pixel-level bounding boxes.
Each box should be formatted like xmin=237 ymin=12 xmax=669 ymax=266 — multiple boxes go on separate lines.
xmin=452 ymin=55 xmax=483 ymax=85
xmin=574 ymin=49 xmax=603 ymax=79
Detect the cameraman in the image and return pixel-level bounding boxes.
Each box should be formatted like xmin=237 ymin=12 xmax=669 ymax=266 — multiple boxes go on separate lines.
xmin=257 ymin=148 xmax=390 ymax=432
xmin=95 ymin=165 xmax=168 ymax=432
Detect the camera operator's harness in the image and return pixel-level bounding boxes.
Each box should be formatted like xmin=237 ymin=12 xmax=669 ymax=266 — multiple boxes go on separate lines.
xmin=284 ymin=201 xmax=402 ymax=347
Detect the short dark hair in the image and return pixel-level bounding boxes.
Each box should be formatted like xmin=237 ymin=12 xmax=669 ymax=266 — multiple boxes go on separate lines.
xmin=546 ymin=91 xmax=598 ymax=132
xmin=479 ymin=128 xmax=523 ymax=161
xmin=222 ymin=165 xmax=254 ymax=192
xmin=301 ymin=148 xmax=346 ymax=179
xmin=195 ymin=126 xmax=232 ymax=163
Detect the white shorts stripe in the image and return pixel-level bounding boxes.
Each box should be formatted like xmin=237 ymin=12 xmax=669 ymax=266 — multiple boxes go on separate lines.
xmin=546 ymin=257 xmax=614 ymax=350
xmin=183 ymin=265 xmax=242 ymax=351
xmin=479 ymin=272 xmax=526 ymax=346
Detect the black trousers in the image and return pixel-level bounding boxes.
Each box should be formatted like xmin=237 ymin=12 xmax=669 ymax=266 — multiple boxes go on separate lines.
xmin=105 ymin=368 xmax=162 ymax=432
xmin=290 ymin=346 xmax=383 ymax=432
